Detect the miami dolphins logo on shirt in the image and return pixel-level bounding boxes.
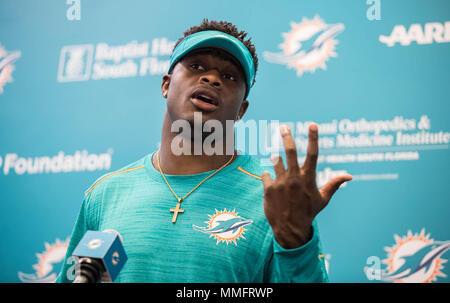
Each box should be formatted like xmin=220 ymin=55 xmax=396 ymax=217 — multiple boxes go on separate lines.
xmin=193 ymin=209 xmax=252 ymax=246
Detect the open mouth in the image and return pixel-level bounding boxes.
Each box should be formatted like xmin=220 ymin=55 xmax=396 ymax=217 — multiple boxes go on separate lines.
xmin=190 ymin=89 xmax=219 ymax=111
xmin=196 ymin=95 xmax=216 ymax=105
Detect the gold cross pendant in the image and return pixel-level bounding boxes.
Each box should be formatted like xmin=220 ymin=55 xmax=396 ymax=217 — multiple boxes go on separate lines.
xmin=170 ymin=199 xmax=184 ymax=223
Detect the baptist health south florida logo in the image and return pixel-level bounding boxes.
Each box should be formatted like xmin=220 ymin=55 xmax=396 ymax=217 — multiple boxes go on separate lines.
xmin=0 ymin=44 xmax=21 ymax=93
xmin=57 ymin=44 xmax=94 ymax=82
xmin=365 ymin=229 xmax=450 ymax=283
xmin=18 ymin=238 xmax=69 ymax=283
xmin=263 ymin=16 xmax=344 ymax=76
xmin=193 ymin=209 xmax=253 ymax=246
xmin=57 ymin=38 xmax=174 ymax=82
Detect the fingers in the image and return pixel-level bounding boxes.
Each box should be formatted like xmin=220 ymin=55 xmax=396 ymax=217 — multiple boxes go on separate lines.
xmin=303 ymin=123 xmax=319 ymax=174
xmin=319 ymin=174 xmax=353 ymax=204
xmin=270 ymin=154 xmax=285 ymax=179
xmin=280 ymin=125 xmax=299 ymax=174
xmin=261 ymin=171 xmax=274 ymax=189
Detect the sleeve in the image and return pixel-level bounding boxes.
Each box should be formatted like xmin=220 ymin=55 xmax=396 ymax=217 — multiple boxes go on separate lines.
xmin=263 ymin=219 xmax=329 ymax=283
xmin=55 ymin=189 xmax=101 ymax=283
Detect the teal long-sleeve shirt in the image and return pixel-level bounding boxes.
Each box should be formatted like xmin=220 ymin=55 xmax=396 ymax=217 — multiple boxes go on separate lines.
xmin=56 ymin=152 xmax=328 ymax=283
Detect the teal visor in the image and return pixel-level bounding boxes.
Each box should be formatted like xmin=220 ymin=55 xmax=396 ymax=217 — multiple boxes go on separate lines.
xmin=168 ymin=30 xmax=255 ymax=99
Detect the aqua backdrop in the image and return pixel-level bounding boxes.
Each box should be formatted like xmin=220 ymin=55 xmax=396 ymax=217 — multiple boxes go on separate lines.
xmin=1 ymin=0 xmax=449 ymax=283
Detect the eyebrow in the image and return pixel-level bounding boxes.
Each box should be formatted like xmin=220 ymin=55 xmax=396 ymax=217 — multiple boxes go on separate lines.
xmin=183 ymin=49 xmax=243 ymax=74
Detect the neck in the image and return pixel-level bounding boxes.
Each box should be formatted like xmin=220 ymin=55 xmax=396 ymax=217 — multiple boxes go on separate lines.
xmin=153 ymin=113 xmax=237 ymax=175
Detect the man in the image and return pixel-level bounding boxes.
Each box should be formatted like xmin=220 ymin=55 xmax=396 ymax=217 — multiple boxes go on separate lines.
xmin=56 ymin=19 xmax=352 ymax=283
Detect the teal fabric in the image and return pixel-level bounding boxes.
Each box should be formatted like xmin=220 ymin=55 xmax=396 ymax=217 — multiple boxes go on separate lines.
xmin=56 ymin=152 xmax=328 ymax=283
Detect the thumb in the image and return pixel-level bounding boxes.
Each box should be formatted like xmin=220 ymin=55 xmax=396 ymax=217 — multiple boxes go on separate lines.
xmin=319 ymin=174 xmax=352 ymax=205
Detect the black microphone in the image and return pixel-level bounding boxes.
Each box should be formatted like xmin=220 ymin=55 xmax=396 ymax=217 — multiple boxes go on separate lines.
xmin=72 ymin=229 xmax=127 ymax=283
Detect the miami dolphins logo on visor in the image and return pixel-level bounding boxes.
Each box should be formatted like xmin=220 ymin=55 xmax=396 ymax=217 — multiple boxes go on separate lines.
xmin=193 ymin=209 xmax=252 ymax=246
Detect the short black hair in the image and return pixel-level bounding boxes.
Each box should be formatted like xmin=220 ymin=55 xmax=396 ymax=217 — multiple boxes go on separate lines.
xmin=173 ymin=19 xmax=259 ymax=86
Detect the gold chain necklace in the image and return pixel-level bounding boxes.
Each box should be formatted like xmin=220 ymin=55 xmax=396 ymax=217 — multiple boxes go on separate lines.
xmin=156 ymin=151 xmax=235 ymax=223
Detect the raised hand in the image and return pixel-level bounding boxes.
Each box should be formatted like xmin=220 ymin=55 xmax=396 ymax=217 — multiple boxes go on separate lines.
xmin=262 ymin=124 xmax=352 ymax=249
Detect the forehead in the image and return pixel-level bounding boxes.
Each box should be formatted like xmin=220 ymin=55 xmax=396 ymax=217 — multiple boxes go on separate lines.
xmin=181 ymin=47 xmax=244 ymax=73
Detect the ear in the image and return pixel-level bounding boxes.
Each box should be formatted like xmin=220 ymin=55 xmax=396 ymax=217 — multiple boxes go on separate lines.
xmin=236 ymin=100 xmax=249 ymax=121
xmin=161 ymin=74 xmax=171 ymax=99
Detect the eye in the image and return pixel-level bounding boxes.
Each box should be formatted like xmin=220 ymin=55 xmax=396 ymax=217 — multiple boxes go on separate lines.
xmin=222 ymin=73 xmax=236 ymax=81
xmin=190 ymin=63 xmax=205 ymax=71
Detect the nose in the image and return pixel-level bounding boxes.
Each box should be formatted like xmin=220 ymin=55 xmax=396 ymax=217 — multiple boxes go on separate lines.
xmin=200 ymin=70 xmax=222 ymax=88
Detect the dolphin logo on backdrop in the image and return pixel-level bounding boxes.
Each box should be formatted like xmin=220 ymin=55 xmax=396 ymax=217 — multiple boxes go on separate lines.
xmin=18 ymin=238 xmax=69 ymax=283
xmin=365 ymin=229 xmax=449 ymax=283
xmin=0 ymin=44 xmax=21 ymax=94
xmin=263 ymin=15 xmax=344 ymax=76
